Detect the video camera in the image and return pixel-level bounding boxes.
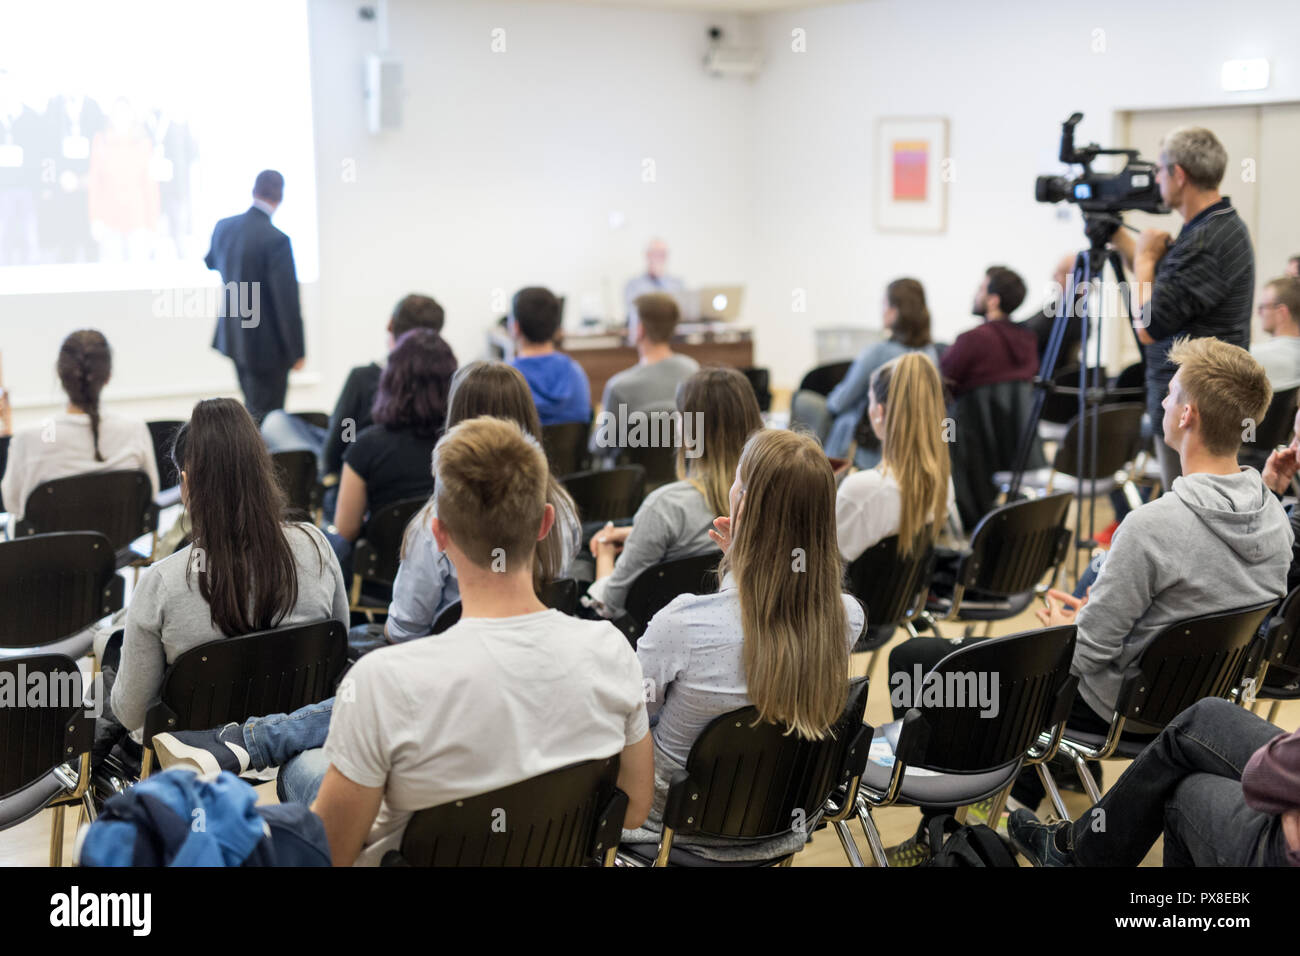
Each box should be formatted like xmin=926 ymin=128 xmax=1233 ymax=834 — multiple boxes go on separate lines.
xmin=1035 ymin=112 xmax=1168 ymax=215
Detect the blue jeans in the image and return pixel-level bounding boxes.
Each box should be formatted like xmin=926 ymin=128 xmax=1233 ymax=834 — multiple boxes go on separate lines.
xmin=1070 ymin=698 xmax=1291 ymax=867
xmin=261 ymin=410 xmax=326 ymax=456
xmin=243 ymin=698 xmax=334 ymax=806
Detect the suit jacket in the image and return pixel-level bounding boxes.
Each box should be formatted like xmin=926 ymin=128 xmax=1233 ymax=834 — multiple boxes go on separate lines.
xmin=205 ymin=206 xmax=304 ymax=371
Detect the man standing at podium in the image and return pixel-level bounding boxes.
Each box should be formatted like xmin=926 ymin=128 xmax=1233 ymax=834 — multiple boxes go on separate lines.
xmin=206 ymin=169 xmax=304 ymax=424
xmin=624 ymin=238 xmax=692 ymax=321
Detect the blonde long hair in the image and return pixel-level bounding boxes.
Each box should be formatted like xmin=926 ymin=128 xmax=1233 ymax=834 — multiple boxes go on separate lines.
xmin=870 ymin=352 xmax=950 ymax=556
xmin=676 ymin=367 xmax=764 ymax=516
xmin=720 ymin=429 xmax=849 ymax=739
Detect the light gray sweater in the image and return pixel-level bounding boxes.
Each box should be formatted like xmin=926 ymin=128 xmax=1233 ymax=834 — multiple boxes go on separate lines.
xmin=110 ymin=522 xmax=350 ymax=731
xmin=1075 ymin=468 xmax=1292 ymax=719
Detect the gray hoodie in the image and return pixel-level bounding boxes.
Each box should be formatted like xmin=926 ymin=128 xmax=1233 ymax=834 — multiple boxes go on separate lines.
xmin=1074 ymin=468 xmax=1292 ymax=720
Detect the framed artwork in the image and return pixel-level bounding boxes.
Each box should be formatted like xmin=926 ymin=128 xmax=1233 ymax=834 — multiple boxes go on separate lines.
xmin=875 ymin=116 xmax=949 ymax=233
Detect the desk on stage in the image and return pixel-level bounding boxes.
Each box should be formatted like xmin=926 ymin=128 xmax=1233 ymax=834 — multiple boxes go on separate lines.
xmin=489 ymin=323 xmax=754 ymax=408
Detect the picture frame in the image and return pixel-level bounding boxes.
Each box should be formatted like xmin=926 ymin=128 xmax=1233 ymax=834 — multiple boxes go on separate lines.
xmin=875 ymin=116 xmax=949 ymax=233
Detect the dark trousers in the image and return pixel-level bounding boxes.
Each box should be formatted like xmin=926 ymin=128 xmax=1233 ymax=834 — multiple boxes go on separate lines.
xmin=1070 ymin=697 xmax=1291 ymax=866
xmin=235 ymin=364 xmax=291 ymax=425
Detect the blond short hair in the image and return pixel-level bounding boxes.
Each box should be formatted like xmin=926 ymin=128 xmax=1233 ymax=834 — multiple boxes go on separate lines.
xmin=433 ymin=417 xmax=548 ymax=569
xmin=1168 ymin=337 xmax=1271 ymax=455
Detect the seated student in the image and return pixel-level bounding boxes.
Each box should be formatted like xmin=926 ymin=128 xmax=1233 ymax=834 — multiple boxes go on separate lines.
xmin=1251 ymin=275 xmax=1300 ymax=392
xmin=939 ymin=266 xmax=1039 ymax=398
xmin=1261 ymin=406 xmax=1300 ymax=593
xmin=209 ymin=417 xmax=653 ymax=867
xmin=108 ymin=398 xmax=349 ymax=735
xmin=836 ymin=352 xmax=955 ymax=564
xmin=260 ymin=293 xmax=446 ymax=479
xmin=825 ymin=278 xmax=940 ymax=466
xmin=1011 ymin=697 xmax=1300 ymax=867
xmin=1 ymin=330 xmax=158 ymax=521
xmin=381 ymin=360 xmax=582 ymax=645
xmin=508 ymin=286 xmax=592 ymax=426
xmin=589 ymin=291 xmax=699 ymax=463
xmin=583 ymin=366 xmax=763 ymax=621
xmin=623 ymin=429 xmax=863 ymax=860
xmin=328 ymin=327 xmax=457 ymax=579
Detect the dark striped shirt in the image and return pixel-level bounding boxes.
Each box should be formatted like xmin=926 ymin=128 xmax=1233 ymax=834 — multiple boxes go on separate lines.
xmin=1141 ymin=197 xmax=1254 ymax=428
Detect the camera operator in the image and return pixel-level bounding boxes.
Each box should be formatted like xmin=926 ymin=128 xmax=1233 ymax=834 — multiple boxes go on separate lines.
xmin=1109 ymin=126 xmax=1255 ymax=491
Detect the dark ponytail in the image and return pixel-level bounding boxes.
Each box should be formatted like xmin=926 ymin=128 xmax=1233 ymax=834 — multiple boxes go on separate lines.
xmin=57 ymin=330 xmax=112 ymax=462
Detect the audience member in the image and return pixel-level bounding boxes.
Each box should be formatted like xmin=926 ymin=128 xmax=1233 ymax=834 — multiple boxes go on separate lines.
xmin=1251 ymin=276 xmax=1300 ymax=392
xmin=508 ymin=286 xmax=592 ymax=426
xmin=940 ymin=266 xmax=1038 ymax=398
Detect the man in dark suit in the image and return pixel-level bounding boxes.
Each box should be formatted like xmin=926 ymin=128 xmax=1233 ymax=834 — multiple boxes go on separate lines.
xmin=205 ymin=169 xmax=304 ymax=423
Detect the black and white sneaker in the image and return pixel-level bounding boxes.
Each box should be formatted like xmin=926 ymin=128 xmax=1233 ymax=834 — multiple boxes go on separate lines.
xmin=152 ymin=723 xmax=251 ymax=776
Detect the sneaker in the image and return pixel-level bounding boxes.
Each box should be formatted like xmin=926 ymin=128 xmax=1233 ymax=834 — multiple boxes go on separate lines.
xmin=963 ymin=797 xmax=1008 ymax=833
xmin=1007 ymin=809 xmax=1073 ymax=866
xmin=884 ymin=832 xmax=932 ymax=867
xmin=152 ymin=723 xmax=251 ymax=776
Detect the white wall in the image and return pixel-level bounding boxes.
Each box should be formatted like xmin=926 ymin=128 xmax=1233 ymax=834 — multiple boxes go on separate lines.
xmin=748 ymin=0 xmax=1300 ymax=385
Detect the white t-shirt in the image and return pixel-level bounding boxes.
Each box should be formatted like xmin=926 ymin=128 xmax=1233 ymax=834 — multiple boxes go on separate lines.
xmin=1252 ymin=336 xmax=1300 ymax=393
xmin=324 ymin=609 xmax=650 ymax=865
xmin=836 ymin=466 xmax=957 ymax=563
xmin=1 ymin=411 xmax=159 ymax=521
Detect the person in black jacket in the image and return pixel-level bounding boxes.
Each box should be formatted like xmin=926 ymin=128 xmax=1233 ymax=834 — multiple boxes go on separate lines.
xmin=205 ymin=169 xmax=304 ymax=423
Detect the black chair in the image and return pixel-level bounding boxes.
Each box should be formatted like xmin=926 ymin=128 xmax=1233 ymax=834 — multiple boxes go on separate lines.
xmin=618 ymin=677 xmax=871 ymax=867
xmin=620 ymin=551 xmax=723 ymax=640
xmin=618 ymin=443 xmax=678 ymax=493
xmin=996 ymin=403 xmax=1145 ymax=498
xmin=852 ymin=625 xmax=1078 ymax=866
xmin=562 ymin=466 xmax=646 ymax=525
xmin=0 ymin=532 xmax=124 ymax=660
xmin=146 ymin=419 xmax=184 ymax=491
xmin=15 ymin=470 xmax=159 ymax=570
xmin=1043 ymin=601 xmax=1276 ymax=818
xmin=924 ymin=491 xmax=1072 ymax=635
xmin=798 ymin=361 xmax=852 ymax=397
xmin=1113 ymin=360 xmax=1145 ymax=394
xmin=271 ymin=450 xmax=319 ymax=518
xmin=1240 ymin=385 xmax=1298 ymax=471
xmin=949 ymin=379 xmax=1048 ymax=530
xmin=0 ymin=653 xmax=96 ymax=866
xmin=541 ymin=422 xmax=591 ymax=476
xmin=1252 ymin=586 xmax=1300 ymax=724
xmin=290 ymin=410 xmax=331 ymax=430
xmin=139 ymin=620 xmax=348 ymax=778
xmin=845 ymin=534 xmax=937 ymax=673
xmin=350 ymin=495 xmax=428 ymax=612
xmin=1039 ymin=364 xmax=1106 ymax=428
xmin=381 ymin=756 xmax=626 ymax=867
xmin=431 ymin=577 xmax=581 ymax=635
xmin=740 ymin=367 xmax=773 ymax=413
xmin=0 ymin=433 xmax=9 ymax=512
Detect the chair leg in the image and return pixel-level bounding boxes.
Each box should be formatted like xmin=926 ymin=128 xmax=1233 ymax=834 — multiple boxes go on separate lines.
xmin=833 ymin=819 xmax=866 ymax=867
xmin=1267 ymin=700 xmax=1281 ymax=724
xmin=140 ymin=747 xmax=155 ymax=779
xmin=856 ymin=802 xmax=889 ymax=867
xmin=80 ymin=788 xmax=98 ymax=824
xmin=984 ymin=782 xmax=1012 ymax=831
xmin=49 ymin=805 xmax=66 ymax=867
xmin=1036 ymin=762 xmax=1072 ymax=823
xmin=866 ymin=648 xmax=881 ymax=680
xmin=1071 ymin=750 xmax=1103 ymax=805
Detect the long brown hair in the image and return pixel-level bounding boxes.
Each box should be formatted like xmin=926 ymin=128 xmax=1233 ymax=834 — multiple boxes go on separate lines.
xmin=676 ymin=367 xmax=764 ymax=516
xmin=57 ymin=330 xmax=112 ymax=462
xmin=172 ymin=398 xmax=307 ymax=636
xmin=401 ymin=360 xmax=578 ymax=589
xmin=870 ymin=353 xmax=950 ymax=555
xmin=720 ymin=429 xmax=849 ymax=739
xmin=887 ymin=278 xmax=932 ymax=348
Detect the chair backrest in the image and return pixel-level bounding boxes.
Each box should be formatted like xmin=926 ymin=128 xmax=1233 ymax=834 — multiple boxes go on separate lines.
xmin=615 ymin=402 xmax=680 ymax=489
xmin=541 ymin=421 xmax=591 ymax=476
xmin=949 ymin=380 xmax=1048 ymax=529
xmin=1040 ymin=365 xmax=1105 ymax=425
xmin=669 ymin=677 xmax=870 ymax=841
xmin=1118 ymin=601 xmax=1277 ymax=730
xmin=740 ymin=367 xmax=772 ymax=412
xmin=0 ymin=653 xmax=94 ymax=801
xmin=353 ymin=495 xmax=428 ymax=586
xmin=798 ymin=361 xmax=852 ymax=397
xmin=623 ymin=551 xmax=723 ymax=632
xmin=271 ymin=450 xmax=318 ymax=516
xmin=959 ymin=491 xmax=1072 ymax=597
xmin=391 ymin=755 xmax=624 ymax=866
xmin=901 ymin=625 xmax=1077 ymax=774
xmin=1114 ymin=361 xmax=1145 ymax=393
xmin=147 ymin=420 xmax=184 ymax=491
xmin=16 ymin=470 xmax=156 ymax=553
xmin=1240 ymin=386 xmax=1299 ymax=470
xmin=1051 ymin=403 xmax=1146 ymax=480
xmin=561 ymin=466 xmax=646 ymax=524
xmin=845 ymin=535 xmax=936 ymax=631
xmin=0 ymin=532 xmax=122 ymax=648
xmin=291 ymin=410 xmax=331 ymax=430
xmin=142 ymin=621 xmax=348 ymax=746
xmin=431 ymin=578 xmax=580 ymax=635
xmin=789 ymin=390 xmax=832 ymax=445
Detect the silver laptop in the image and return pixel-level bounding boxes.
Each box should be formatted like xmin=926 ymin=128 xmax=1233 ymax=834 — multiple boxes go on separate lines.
xmin=696 ymin=285 xmax=744 ymax=321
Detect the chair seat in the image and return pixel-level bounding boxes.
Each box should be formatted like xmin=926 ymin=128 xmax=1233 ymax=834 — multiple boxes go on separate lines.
xmin=1060 ymin=727 xmax=1156 ymax=760
xmin=0 ymin=629 xmax=95 ymax=662
xmin=927 ymin=589 xmax=1035 ymax=622
xmin=0 ymin=771 xmax=67 ymax=831
xmin=617 ymin=839 xmax=794 ymax=867
xmin=861 ymin=759 xmax=1020 ymax=808
xmin=993 ymin=469 xmax=1119 ymax=497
